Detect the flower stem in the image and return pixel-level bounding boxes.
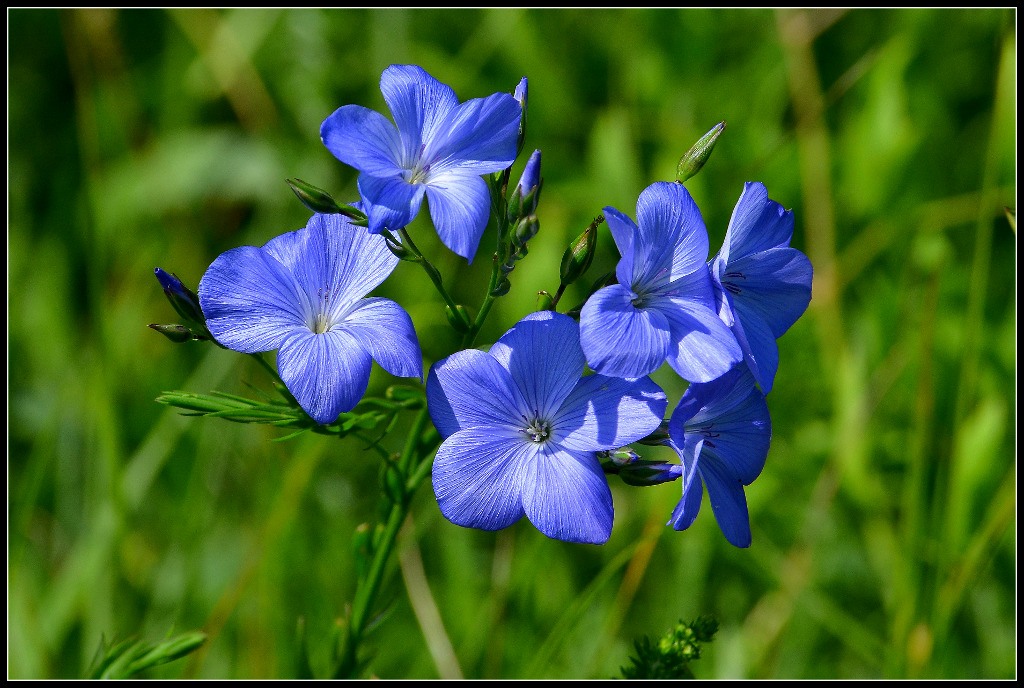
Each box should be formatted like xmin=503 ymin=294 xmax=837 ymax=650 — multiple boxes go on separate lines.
xmin=395 ymin=227 xmax=465 ymax=322
xmin=334 ymin=407 xmax=439 ymax=678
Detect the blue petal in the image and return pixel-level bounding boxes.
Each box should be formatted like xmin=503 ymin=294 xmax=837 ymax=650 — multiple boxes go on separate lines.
xmin=487 ymin=311 xmax=586 ymax=420
xmin=652 ymin=299 xmax=742 ymax=383
xmin=423 ymin=92 xmax=521 ymax=175
xmin=357 ymin=174 xmax=426 ymax=233
xmin=718 ymin=182 xmax=794 ymax=265
xmin=265 ymin=213 xmax=400 ymax=309
xmin=666 ymin=417 xmax=704 ymax=526
xmin=521 ymin=445 xmax=613 ymax=544
xmin=199 ymin=244 xmax=307 ymax=353
xmin=553 ymin=374 xmax=666 ymax=451
xmin=729 ymin=305 xmax=779 ymax=394
xmin=426 ymin=349 xmax=526 ymax=439
xmin=320 ymin=104 xmax=404 ymax=178
xmin=699 ymin=452 xmax=752 ymax=548
xmin=602 ymin=206 xmax=637 ymax=288
xmin=579 ymin=284 xmax=672 ymax=379
xmin=277 ymin=329 xmax=372 ymax=424
xmin=658 ymin=263 xmax=716 ymax=312
xmin=723 ymin=247 xmax=813 ymax=339
xmin=379 ymin=65 xmax=459 ymax=165
xmin=668 ymin=440 xmax=704 ymax=532
xmin=680 ymin=367 xmax=771 ymax=485
xmin=424 ymin=171 xmax=491 ymax=262
xmin=634 ymin=182 xmax=709 ymax=285
xmin=339 ymin=297 xmax=422 ymax=379
xmin=431 ymin=428 xmax=528 ymax=531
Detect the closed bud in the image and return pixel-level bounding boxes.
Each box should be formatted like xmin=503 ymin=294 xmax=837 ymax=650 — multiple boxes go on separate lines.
xmin=149 ymin=323 xmax=195 ymax=343
xmin=383 ymin=231 xmax=418 ymax=262
xmin=619 ymin=460 xmax=683 ymax=487
xmin=609 ymin=447 xmax=641 ymax=466
xmin=444 ymin=305 xmax=472 ymax=333
xmin=352 ymin=523 xmax=373 ymax=578
xmin=676 ymin=121 xmax=725 ymax=183
xmin=286 ymin=178 xmax=343 ymax=214
xmin=636 ymin=420 xmax=672 ymax=446
xmin=513 ymin=215 xmax=540 ymax=248
xmin=508 ymin=150 xmax=542 ymax=223
xmin=384 ymin=466 xmax=406 ymax=505
xmin=286 ymin=178 xmax=369 ymax=225
xmin=513 ymin=77 xmax=528 ymax=156
xmin=559 ymin=215 xmax=601 ymax=286
xmin=385 ymin=385 xmax=425 ymax=404
xmin=154 ymin=268 xmax=204 ymax=325
xmin=536 ymin=290 xmax=554 ymax=311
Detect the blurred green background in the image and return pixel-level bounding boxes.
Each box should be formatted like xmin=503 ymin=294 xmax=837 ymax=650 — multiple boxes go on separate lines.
xmin=8 ymin=8 xmax=1016 ymax=679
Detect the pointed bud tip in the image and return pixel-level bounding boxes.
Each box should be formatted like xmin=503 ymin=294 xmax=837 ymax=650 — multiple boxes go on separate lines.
xmin=676 ymin=121 xmax=726 ymax=183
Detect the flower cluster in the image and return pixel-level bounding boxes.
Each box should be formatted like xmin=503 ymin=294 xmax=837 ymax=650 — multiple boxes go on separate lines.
xmin=165 ymin=64 xmax=811 ymax=548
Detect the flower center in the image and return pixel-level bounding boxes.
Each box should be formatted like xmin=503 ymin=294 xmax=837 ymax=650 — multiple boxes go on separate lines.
xmin=404 ymin=163 xmax=432 ymax=185
xmin=402 ymin=144 xmax=433 ymax=185
xmin=312 ymin=312 xmax=331 ymax=334
xmin=309 ymin=282 xmax=343 ymax=334
xmin=521 ymin=414 xmax=552 ymax=444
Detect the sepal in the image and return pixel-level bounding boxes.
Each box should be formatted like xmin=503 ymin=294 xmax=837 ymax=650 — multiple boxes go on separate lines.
xmin=676 ymin=122 xmax=725 ymax=183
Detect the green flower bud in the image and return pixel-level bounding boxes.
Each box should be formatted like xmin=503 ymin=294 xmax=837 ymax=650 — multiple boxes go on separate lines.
xmin=619 ymin=460 xmax=683 ymax=487
xmin=352 ymin=522 xmax=373 ymax=579
xmin=636 ymin=420 xmax=672 ymax=446
xmin=559 ymin=215 xmax=601 ymax=286
xmin=382 ymin=231 xmax=418 ymax=262
xmin=149 ymin=323 xmax=194 ymax=343
xmin=445 ymin=304 xmax=472 ymax=333
xmin=513 ymin=214 xmax=540 ymax=248
xmin=536 ymin=290 xmax=554 ymax=311
xmin=384 ymin=466 xmax=406 ymax=505
xmin=286 ymin=178 xmax=368 ymax=225
xmin=676 ymin=121 xmax=725 ymax=183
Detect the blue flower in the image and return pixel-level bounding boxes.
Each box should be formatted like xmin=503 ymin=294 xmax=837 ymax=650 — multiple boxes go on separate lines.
xmin=199 ymin=212 xmax=422 ymax=425
xmin=667 ymin=365 xmax=771 ymax=548
xmin=710 ymin=182 xmax=813 ymax=394
xmin=579 ymin=182 xmax=742 ymax=382
xmin=427 ymin=311 xmax=667 ymax=544
xmin=320 ymin=65 xmax=522 ymax=263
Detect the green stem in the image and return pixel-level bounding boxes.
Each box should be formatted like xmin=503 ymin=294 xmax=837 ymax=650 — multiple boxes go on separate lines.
xmin=334 ymin=407 xmax=439 ymax=678
xmin=548 ymin=283 xmax=567 ymax=310
xmin=396 ymin=227 xmax=464 ymax=320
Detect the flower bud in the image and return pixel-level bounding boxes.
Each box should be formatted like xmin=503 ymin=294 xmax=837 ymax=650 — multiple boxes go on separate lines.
xmin=286 ymin=178 xmax=368 ymax=225
xmin=618 ymin=460 xmax=683 ymax=487
xmin=676 ymin=121 xmax=725 ymax=183
xmin=508 ymin=150 xmax=542 ymax=223
xmin=636 ymin=420 xmax=672 ymax=446
xmin=286 ymin=177 xmax=344 ymax=214
xmin=559 ymin=215 xmax=601 ymax=287
xmin=513 ymin=77 xmax=528 ymax=156
xmin=154 ymin=268 xmax=204 ymax=325
xmin=382 ymin=231 xmax=418 ymax=262
xmin=149 ymin=323 xmax=195 ymax=343
xmin=536 ymin=290 xmax=554 ymax=311
xmin=352 ymin=522 xmax=373 ymax=578
xmin=513 ymin=214 xmax=540 ymax=249
xmin=444 ymin=305 xmax=472 ymax=333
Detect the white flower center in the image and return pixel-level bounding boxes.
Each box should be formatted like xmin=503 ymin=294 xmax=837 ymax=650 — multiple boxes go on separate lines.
xmin=521 ymin=415 xmax=552 ymax=444
xmin=308 ymin=282 xmax=345 ymax=335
